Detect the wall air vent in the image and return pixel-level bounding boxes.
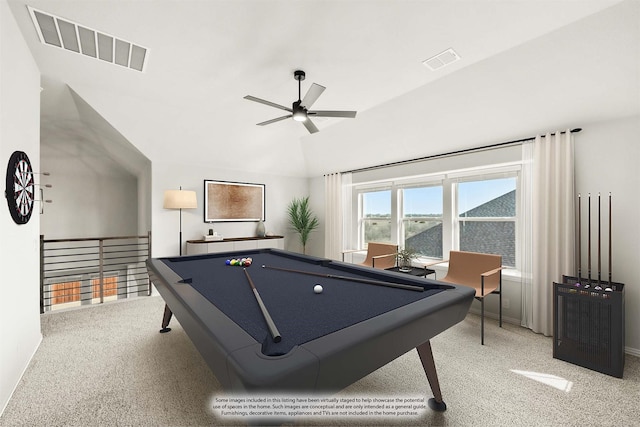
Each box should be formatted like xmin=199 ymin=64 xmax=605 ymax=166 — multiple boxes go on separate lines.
xmin=28 ymin=6 xmax=148 ymax=72
xmin=422 ymin=48 xmax=460 ymax=71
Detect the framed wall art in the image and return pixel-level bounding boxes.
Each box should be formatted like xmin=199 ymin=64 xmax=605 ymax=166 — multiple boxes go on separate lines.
xmin=204 ymin=180 xmax=265 ymax=222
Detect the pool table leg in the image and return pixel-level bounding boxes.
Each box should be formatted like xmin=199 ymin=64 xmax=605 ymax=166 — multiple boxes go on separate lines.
xmin=159 ymin=304 xmax=173 ymax=333
xmin=416 ymin=340 xmax=447 ymax=411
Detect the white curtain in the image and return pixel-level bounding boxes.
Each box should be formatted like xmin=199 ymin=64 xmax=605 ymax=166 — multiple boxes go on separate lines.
xmin=324 ymin=172 xmax=351 ymax=260
xmin=521 ymin=130 xmax=575 ymax=335
xmin=520 ymin=141 xmax=534 ymax=329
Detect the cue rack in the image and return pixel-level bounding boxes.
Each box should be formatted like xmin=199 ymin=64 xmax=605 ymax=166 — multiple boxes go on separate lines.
xmin=553 ymin=192 xmax=625 ymax=378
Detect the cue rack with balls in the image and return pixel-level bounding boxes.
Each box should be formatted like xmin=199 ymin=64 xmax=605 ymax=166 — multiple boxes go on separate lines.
xmin=554 ymin=191 xmax=625 ymax=378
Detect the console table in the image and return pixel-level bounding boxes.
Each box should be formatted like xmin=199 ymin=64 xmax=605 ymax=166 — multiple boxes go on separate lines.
xmin=186 ymin=236 xmax=284 ymax=255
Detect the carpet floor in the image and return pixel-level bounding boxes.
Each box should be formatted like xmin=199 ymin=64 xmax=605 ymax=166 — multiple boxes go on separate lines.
xmin=1 ymin=296 xmax=638 ymax=426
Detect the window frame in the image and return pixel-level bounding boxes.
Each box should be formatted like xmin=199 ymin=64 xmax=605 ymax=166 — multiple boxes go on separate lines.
xmin=452 ymin=171 xmax=520 ymax=268
xmin=351 ymin=164 xmax=522 ymax=271
xmin=398 ymin=182 xmax=444 ymax=258
xmin=356 ymin=185 xmax=393 ymax=248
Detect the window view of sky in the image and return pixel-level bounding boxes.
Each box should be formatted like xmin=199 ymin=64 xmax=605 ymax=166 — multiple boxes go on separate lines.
xmin=404 ymin=187 xmax=443 ymax=216
xmin=363 ymin=190 xmax=391 ymax=215
xmin=458 ymin=178 xmax=516 ymax=213
xmin=363 ymin=178 xmax=516 ymax=215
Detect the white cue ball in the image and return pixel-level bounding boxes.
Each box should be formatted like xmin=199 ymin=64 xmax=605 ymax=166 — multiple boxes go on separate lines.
xmin=314 ymin=284 xmax=323 ymax=294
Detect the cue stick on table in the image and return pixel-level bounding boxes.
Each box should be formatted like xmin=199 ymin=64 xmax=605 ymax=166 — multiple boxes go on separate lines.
xmin=243 ymin=268 xmax=282 ymax=343
xmin=262 ymin=265 xmax=424 ymax=292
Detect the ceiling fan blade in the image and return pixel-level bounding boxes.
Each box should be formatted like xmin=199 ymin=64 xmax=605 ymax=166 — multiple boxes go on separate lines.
xmin=257 ymin=115 xmax=292 ymax=126
xmin=302 ymin=118 xmax=319 ymax=134
xmin=309 ymin=110 xmax=357 ymax=118
xmin=300 ymin=83 xmax=325 ymax=109
xmin=244 ymin=95 xmax=292 ymax=112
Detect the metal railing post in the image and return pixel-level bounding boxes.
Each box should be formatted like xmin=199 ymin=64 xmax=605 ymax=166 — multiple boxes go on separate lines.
xmin=40 ymin=235 xmax=45 ymax=314
xmin=147 ymin=230 xmax=152 ymax=296
xmin=99 ymin=239 xmax=104 ymax=304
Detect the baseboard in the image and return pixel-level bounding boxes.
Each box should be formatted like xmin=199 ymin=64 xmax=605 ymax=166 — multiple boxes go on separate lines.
xmin=625 ymin=346 xmax=640 ymax=357
xmin=468 ymin=307 xmax=520 ymax=326
xmin=0 ymin=333 xmax=42 ymax=418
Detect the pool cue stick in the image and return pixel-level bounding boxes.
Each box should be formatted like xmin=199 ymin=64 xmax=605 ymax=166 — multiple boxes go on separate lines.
xmin=577 ymin=194 xmax=581 ymax=281
xmin=595 ymin=193 xmax=603 ymax=290
xmin=606 ymin=192 xmax=613 ymax=292
xmin=262 ymin=265 xmax=424 ymax=292
xmin=243 ymin=268 xmax=282 ymax=343
xmin=587 ymin=193 xmax=592 ymax=288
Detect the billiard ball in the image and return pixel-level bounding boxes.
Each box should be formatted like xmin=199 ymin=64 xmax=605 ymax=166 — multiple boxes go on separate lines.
xmin=314 ymin=284 xmax=323 ymax=294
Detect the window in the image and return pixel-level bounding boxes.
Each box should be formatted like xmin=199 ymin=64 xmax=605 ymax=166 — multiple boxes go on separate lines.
xmin=351 ymin=165 xmax=521 ymax=270
xmin=456 ymin=177 xmax=517 ymax=267
xmin=360 ymin=189 xmax=391 ymax=245
xmin=51 ymin=280 xmax=81 ymax=306
xmin=401 ymin=186 xmax=443 ymax=258
xmin=91 ymin=275 xmax=119 ymax=302
xmin=46 ymin=276 xmax=83 ymax=311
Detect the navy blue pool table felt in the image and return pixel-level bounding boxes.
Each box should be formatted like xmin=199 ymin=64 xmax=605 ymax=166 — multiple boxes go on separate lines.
xmin=161 ymin=251 xmax=447 ymax=356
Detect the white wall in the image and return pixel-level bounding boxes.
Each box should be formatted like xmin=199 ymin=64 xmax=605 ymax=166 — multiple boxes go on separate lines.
xmin=39 ymin=154 xmax=138 ymax=239
xmin=37 ymin=82 xmax=151 ymax=240
xmin=307 ymin=176 xmax=326 ymax=257
xmin=301 ymin=1 xmax=638 ymax=178
xmin=574 ymin=115 xmax=640 ymax=354
xmin=151 ymin=161 xmax=310 ymax=258
xmin=0 ymin=0 xmax=42 ymax=415
xmin=138 ymin=162 xmax=152 ymax=235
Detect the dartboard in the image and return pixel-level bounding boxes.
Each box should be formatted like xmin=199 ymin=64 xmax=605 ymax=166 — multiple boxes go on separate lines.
xmin=5 ymin=151 xmax=35 ymax=224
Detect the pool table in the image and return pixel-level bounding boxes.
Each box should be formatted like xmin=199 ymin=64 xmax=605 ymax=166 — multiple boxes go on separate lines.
xmin=146 ymin=248 xmax=474 ymax=411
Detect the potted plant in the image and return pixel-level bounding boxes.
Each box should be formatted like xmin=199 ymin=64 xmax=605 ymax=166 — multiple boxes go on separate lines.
xmin=396 ymin=247 xmax=419 ymax=272
xmin=287 ymin=196 xmax=319 ymax=254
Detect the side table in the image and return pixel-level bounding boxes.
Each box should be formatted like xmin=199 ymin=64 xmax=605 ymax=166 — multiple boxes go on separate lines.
xmin=385 ymin=266 xmax=436 ymax=280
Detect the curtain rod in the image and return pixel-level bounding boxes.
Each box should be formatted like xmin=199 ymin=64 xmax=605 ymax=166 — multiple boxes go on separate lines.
xmin=341 ymin=128 xmax=582 ymax=174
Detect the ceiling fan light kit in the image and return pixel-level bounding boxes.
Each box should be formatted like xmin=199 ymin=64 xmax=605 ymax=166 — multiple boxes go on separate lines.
xmin=292 ymin=101 xmax=307 ymax=122
xmin=244 ymin=70 xmax=357 ymax=133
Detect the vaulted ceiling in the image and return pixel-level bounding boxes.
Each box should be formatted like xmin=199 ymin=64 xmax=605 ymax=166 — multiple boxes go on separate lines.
xmin=7 ymin=0 xmax=639 ymax=177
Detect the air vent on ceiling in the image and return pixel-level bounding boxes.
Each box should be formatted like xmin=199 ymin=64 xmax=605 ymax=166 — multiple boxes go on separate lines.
xmin=422 ymin=48 xmax=460 ymax=71
xmin=28 ymin=6 xmax=148 ymax=72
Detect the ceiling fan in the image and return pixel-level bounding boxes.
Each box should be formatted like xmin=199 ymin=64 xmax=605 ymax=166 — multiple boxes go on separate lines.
xmin=244 ymin=70 xmax=357 ymax=134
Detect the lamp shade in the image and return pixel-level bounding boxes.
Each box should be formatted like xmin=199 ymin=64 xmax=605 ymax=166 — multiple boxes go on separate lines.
xmin=163 ymin=190 xmax=197 ymax=209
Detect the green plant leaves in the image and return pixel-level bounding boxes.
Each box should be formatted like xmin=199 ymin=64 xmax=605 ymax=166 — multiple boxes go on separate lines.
xmin=287 ymin=196 xmax=319 ymax=253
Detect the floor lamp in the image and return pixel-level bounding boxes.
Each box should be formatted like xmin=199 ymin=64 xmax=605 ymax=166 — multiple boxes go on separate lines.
xmin=163 ymin=187 xmax=197 ymax=256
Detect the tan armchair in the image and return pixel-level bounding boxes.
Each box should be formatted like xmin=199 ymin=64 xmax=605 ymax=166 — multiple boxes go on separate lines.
xmin=343 ymin=242 xmax=398 ymax=270
xmin=427 ymin=250 xmax=503 ymax=345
